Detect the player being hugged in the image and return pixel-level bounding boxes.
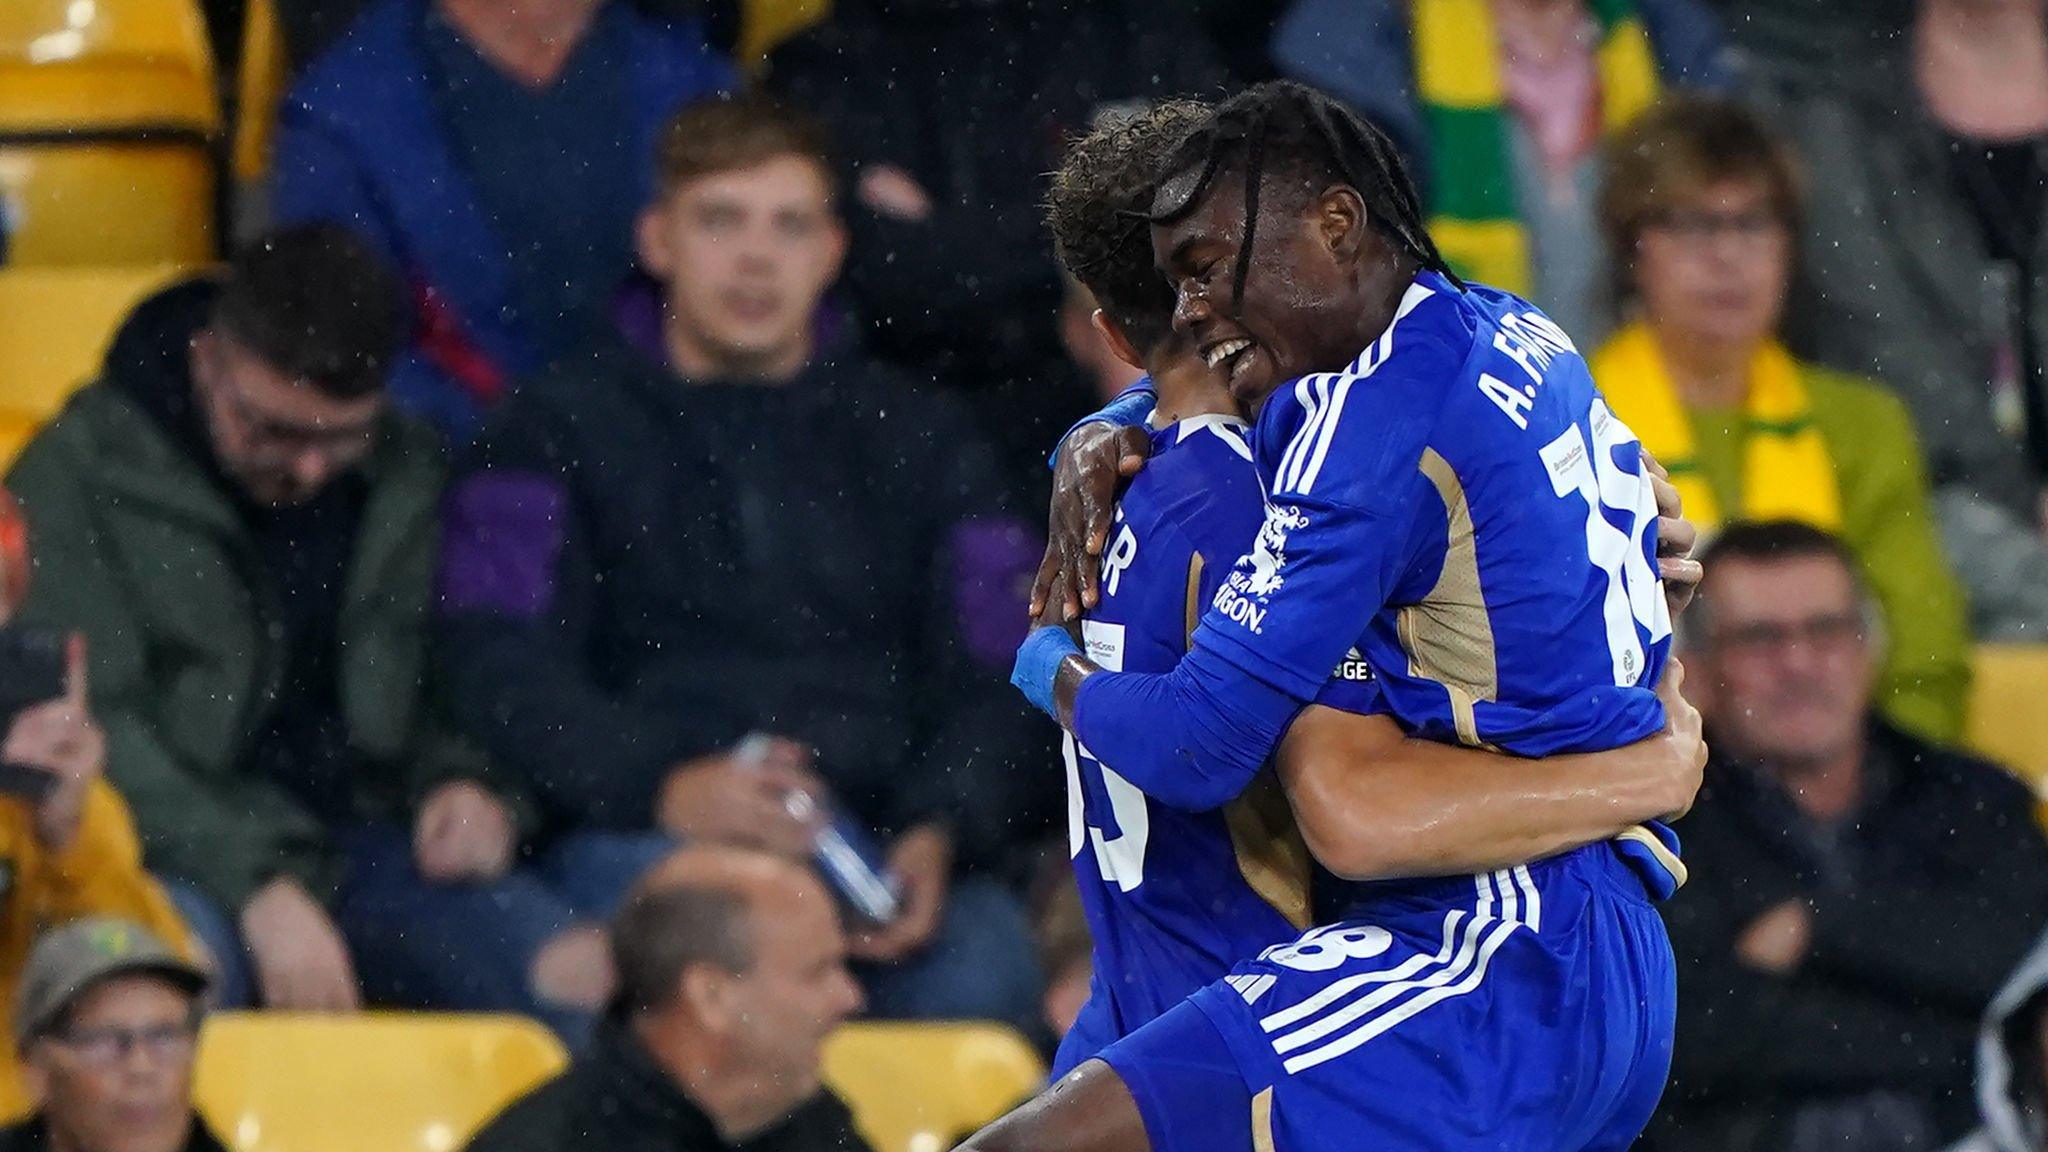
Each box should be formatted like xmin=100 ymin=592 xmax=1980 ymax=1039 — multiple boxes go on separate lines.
xmin=1002 ymin=81 xmax=1688 ymax=1152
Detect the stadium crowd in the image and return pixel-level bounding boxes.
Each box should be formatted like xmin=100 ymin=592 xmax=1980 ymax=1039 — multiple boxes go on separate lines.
xmin=0 ymin=0 xmax=2045 ymax=1149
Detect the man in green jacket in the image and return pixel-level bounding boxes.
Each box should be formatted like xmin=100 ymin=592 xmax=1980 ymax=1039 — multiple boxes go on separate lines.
xmin=5 ymin=227 xmax=609 ymax=1030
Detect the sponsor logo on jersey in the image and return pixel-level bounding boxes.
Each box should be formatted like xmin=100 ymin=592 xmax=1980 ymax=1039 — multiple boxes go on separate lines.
xmin=1212 ymin=503 xmax=1309 ymax=635
xmin=1333 ymin=648 xmax=1374 ymax=681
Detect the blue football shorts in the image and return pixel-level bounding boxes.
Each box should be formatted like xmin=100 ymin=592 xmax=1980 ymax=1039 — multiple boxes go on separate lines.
xmin=1094 ymin=844 xmax=1677 ymax=1152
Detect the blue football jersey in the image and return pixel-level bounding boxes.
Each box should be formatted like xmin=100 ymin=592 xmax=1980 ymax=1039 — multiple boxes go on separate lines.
xmin=1191 ymin=271 xmax=1679 ymax=912
xmin=1056 ymin=405 xmax=1380 ymax=1076
xmin=1202 ymin=269 xmax=1671 ymax=753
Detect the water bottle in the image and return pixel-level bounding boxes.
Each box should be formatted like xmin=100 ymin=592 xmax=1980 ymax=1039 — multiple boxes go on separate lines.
xmin=736 ymin=734 xmax=903 ymax=926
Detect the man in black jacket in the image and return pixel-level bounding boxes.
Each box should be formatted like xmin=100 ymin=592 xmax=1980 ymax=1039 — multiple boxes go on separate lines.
xmin=465 ymin=846 xmax=870 ymax=1152
xmin=763 ymin=0 xmax=1226 ymax=505
xmin=1650 ymin=521 xmax=2048 ymax=1152
xmin=437 ymin=96 xmax=1047 ymax=1031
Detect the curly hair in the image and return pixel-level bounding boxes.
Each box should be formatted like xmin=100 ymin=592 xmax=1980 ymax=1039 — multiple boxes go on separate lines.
xmin=1046 ymin=99 xmax=1214 ymax=352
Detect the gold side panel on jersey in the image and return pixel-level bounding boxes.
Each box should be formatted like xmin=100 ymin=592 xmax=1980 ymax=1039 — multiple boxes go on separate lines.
xmin=1252 ymin=1086 xmax=1278 ymax=1152
xmin=1185 ymin=548 xmax=1314 ymax=931
xmin=1223 ymin=771 xmax=1315 ymax=930
xmin=1397 ymin=447 xmax=1499 ymax=746
xmin=1616 ymin=824 xmax=1690 ymax=890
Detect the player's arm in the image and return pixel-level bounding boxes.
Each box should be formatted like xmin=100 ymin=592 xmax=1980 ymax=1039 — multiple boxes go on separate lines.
xmin=1277 ymin=663 xmax=1705 ymax=881
xmin=1018 ymin=362 xmax=1442 ymax=811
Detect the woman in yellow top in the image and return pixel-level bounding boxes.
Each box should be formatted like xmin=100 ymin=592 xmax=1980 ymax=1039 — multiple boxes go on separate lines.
xmin=0 ymin=489 xmax=190 ymax=1118
xmin=1592 ymin=96 xmax=1972 ymax=741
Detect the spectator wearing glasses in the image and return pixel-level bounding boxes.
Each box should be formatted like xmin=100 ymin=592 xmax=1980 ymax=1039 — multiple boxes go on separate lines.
xmin=1591 ymin=96 xmax=1971 ymax=744
xmin=4 ymin=227 xmax=598 ymax=1035
xmin=1650 ymin=521 xmax=2048 ymax=1152
xmin=3 ymin=917 xmax=224 ymax=1152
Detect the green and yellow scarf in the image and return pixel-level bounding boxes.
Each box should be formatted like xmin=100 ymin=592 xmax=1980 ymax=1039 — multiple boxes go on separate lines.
xmin=1413 ymin=0 xmax=1660 ymax=296
xmin=1592 ymin=322 xmax=1844 ymax=533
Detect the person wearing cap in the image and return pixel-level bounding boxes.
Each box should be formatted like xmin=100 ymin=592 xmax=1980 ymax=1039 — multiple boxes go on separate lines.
xmin=3 ymin=917 xmax=224 ymax=1152
xmin=0 ymin=491 xmax=190 ymax=1120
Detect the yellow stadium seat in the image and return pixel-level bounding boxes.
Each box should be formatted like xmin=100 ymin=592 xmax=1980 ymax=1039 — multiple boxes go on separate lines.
xmin=0 ymin=261 xmax=193 ymax=468
xmin=821 ymin=1022 xmax=1044 ymax=1152
xmin=0 ymin=144 xmax=215 ymax=265
xmin=1968 ymin=643 xmax=2048 ymax=790
xmin=231 ymin=0 xmax=286 ymax=182
xmin=0 ymin=0 xmax=218 ymax=132
xmin=740 ymin=0 xmax=831 ymax=69
xmin=193 ymin=1013 xmax=569 ymax=1152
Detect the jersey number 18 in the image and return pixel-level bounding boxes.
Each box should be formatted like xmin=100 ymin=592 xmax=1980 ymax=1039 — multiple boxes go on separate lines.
xmin=1539 ymin=398 xmax=1672 ymax=687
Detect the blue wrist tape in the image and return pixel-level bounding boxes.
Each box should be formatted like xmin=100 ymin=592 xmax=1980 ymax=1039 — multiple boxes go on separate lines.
xmin=1011 ymin=626 xmax=1083 ymax=719
xmin=1045 ymin=383 xmax=1157 ymax=470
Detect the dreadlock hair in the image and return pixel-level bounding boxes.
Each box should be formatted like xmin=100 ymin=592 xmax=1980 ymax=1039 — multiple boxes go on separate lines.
xmin=1046 ymin=99 xmax=1214 ymax=352
xmin=1150 ymin=81 xmax=1462 ymax=312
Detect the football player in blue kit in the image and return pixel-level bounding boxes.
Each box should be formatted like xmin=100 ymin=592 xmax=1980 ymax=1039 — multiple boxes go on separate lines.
xmin=1032 ymin=101 xmax=1706 ymax=1087
xmin=997 ymin=82 xmax=1693 ymax=1152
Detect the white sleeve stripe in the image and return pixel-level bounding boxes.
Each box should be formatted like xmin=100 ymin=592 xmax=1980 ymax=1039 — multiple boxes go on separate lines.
xmin=1276 ymin=375 xmax=1328 ymax=493
xmin=1295 ymin=377 xmax=1353 ymax=494
xmin=1275 ymin=283 xmax=1439 ymax=496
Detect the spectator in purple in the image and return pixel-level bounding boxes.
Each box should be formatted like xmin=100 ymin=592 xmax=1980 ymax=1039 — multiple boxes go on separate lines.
xmin=762 ymin=0 xmax=1226 ymax=506
xmin=272 ymin=0 xmax=733 ymax=442
xmin=436 ymin=97 xmax=1048 ymax=1033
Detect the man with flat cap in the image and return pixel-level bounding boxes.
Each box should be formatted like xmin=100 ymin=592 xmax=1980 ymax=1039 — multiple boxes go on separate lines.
xmin=2 ymin=917 xmax=225 ymax=1152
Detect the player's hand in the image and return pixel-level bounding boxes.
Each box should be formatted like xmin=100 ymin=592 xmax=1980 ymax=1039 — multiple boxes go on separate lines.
xmin=849 ymin=823 xmax=951 ymax=962
xmin=240 ymin=877 xmax=361 ymax=1012
xmin=1642 ymin=450 xmax=1703 ymax=617
xmin=6 ymin=635 xmax=104 ymax=852
xmin=1030 ymin=423 xmax=1150 ymax=621
xmin=1651 ymin=658 xmax=1707 ymax=822
xmin=413 ymin=779 xmax=517 ymax=883
xmin=657 ymin=737 xmax=824 ymax=859
xmin=1736 ymin=898 xmax=1814 ymax=975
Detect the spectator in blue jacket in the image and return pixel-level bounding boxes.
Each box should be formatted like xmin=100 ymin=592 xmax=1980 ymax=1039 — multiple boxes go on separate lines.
xmin=1270 ymin=0 xmax=1737 ymax=343
xmin=273 ymin=0 xmax=733 ymax=441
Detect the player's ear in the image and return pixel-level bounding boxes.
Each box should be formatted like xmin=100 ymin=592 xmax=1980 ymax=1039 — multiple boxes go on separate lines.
xmin=1319 ymin=185 xmax=1370 ymax=261
xmin=1091 ymin=310 xmax=1147 ymax=372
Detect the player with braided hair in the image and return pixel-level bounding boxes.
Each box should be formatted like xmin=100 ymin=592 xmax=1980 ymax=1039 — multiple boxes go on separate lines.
xmin=998 ymin=81 xmax=1690 ymax=1151
xmin=1035 ymin=95 xmax=1704 ymax=1090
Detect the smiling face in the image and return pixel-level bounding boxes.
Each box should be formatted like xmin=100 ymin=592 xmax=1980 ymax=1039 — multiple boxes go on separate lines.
xmin=1151 ymin=162 xmax=1409 ymax=411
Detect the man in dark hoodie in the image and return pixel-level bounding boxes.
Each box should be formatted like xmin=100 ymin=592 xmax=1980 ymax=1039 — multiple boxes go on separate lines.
xmin=4 ymin=226 xmax=605 ymax=1032
xmin=437 ymin=97 xmax=1047 ymax=1032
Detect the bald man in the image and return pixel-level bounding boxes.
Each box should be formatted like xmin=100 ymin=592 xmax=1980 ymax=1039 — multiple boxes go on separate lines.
xmin=465 ymin=846 xmax=872 ymax=1152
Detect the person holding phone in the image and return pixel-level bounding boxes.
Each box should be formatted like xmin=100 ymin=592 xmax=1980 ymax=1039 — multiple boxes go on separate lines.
xmin=0 ymin=487 xmax=192 ymax=1118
